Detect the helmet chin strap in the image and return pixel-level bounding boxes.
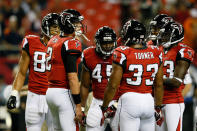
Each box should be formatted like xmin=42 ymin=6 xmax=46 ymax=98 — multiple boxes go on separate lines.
xmin=98 ymin=44 xmax=111 ymax=56
xmin=163 ymin=41 xmax=171 ymax=48
xmin=124 ymin=38 xmax=130 ymax=46
xmin=163 ymin=36 xmax=184 ymax=49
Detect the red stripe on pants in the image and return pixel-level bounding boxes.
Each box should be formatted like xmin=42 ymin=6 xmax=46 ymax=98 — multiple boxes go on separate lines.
xmin=76 ymin=122 xmax=79 ymax=131
xmin=176 ymin=118 xmax=181 ymax=131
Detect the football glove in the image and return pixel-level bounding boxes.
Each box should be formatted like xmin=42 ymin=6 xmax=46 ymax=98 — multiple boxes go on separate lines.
xmin=7 ymin=90 xmax=19 ymax=109
xmin=155 ymin=105 xmax=165 ymax=126
xmin=80 ymin=107 xmax=86 ymax=126
xmin=100 ymin=105 xmax=117 ymax=126
xmin=81 ymin=112 xmax=86 ymax=126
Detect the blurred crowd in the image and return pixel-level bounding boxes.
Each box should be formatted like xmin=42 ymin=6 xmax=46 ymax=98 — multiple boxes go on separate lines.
xmin=0 ymin=0 xmax=197 ymax=131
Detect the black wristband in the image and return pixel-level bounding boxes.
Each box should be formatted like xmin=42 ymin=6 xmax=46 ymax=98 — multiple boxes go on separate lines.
xmin=72 ymin=94 xmax=81 ymax=104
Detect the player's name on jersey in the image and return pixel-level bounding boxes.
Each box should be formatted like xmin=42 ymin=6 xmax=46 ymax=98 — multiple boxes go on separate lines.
xmin=134 ymin=52 xmax=154 ymax=59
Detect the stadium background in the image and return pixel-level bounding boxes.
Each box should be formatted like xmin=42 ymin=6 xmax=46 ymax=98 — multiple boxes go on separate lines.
xmin=0 ymin=0 xmax=196 ymax=131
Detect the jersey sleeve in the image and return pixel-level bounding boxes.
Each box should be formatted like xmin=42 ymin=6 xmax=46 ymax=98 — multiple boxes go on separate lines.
xmin=81 ymin=51 xmax=90 ymax=71
xmin=21 ymin=37 xmax=29 ymax=55
xmin=62 ymin=39 xmax=82 ymax=73
xmin=176 ymin=46 xmax=194 ymax=63
xmin=112 ymin=47 xmax=127 ymax=68
xmin=63 ymin=39 xmax=82 ymax=56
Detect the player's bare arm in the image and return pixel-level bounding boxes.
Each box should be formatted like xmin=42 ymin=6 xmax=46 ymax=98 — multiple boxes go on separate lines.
xmin=102 ymin=63 xmax=123 ymax=108
xmin=7 ymin=50 xmax=30 ymax=109
xmin=80 ymin=65 xmax=91 ymax=107
xmin=68 ymin=72 xmax=83 ymax=122
xmin=154 ymin=64 xmax=164 ymax=106
xmin=13 ymin=50 xmax=30 ymax=91
xmin=154 ymin=62 xmax=164 ymax=127
xmin=164 ymin=60 xmax=190 ymax=88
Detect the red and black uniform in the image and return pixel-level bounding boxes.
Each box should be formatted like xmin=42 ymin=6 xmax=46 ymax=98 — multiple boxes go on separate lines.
xmin=22 ymin=35 xmax=48 ymax=95
xmin=82 ymin=46 xmax=119 ymax=100
xmin=162 ymin=43 xmax=194 ymax=104
xmin=46 ymin=35 xmax=82 ymax=131
xmin=112 ymin=45 xmax=163 ymax=96
xmin=46 ymin=35 xmax=82 ymax=89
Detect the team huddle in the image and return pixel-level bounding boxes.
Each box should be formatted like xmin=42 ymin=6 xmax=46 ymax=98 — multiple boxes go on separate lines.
xmin=6 ymin=8 xmax=195 ymax=131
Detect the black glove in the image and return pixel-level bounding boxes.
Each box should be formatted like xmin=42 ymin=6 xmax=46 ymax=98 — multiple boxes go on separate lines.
xmin=7 ymin=96 xmax=17 ymax=109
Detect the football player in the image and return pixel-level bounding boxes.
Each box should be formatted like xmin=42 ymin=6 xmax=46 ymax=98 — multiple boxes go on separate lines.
xmin=147 ymin=14 xmax=173 ymax=46
xmin=80 ymin=26 xmax=118 ymax=131
xmin=155 ymin=22 xmax=194 ymax=131
xmin=101 ymin=19 xmax=164 ymax=131
xmin=62 ymin=9 xmax=89 ymax=42
xmin=147 ymin=14 xmax=192 ymax=89
xmin=45 ymin=10 xmax=84 ymax=131
xmin=6 ymin=13 xmax=60 ymax=131
xmin=148 ymin=14 xmax=193 ymax=128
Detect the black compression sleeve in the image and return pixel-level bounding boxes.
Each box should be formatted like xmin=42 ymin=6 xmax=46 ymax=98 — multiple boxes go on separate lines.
xmin=65 ymin=54 xmax=78 ymax=73
xmin=61 ymin=44 xmax=81 ymax=73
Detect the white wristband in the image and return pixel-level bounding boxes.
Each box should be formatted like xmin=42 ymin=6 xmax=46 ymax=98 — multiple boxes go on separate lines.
xmin=11 ymin=90 xmax=19 ymax=97
xmin=112 ymin=101 xmax=118 ymax=109
xmin=81 ymin=107 xmax=85 ymax=112
xmin=174 ymin=77 xmax=183 ymax=83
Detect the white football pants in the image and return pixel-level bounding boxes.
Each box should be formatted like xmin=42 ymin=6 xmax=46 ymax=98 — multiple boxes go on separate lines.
xmin=46 ymin=88 xmax=78 ymax=131
xmin=86 ymin=97 xmax=118 ymax=131
xmin=116 ymin=92 xmax=155 ymax=131
xmin=25 ymin=91 xmax=53 ymax=131
xmin=155 ymin=103 xmax=185 ymax=131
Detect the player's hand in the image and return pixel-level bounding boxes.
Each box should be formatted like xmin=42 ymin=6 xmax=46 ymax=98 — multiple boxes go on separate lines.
xmin=7 ymin=90 xmax=19 ymax=110
xmin=7 ymin=96 xmax=17 ymax=109
xmin=74 ymin=104 xmax=83 ymax=123
xmin=80 ymin=111 xmax=86 ymax=126
xmin=100 ymin=105 xmax=117 ymax=126
xmin=155 ymin=105 xmax=164 ymax=126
